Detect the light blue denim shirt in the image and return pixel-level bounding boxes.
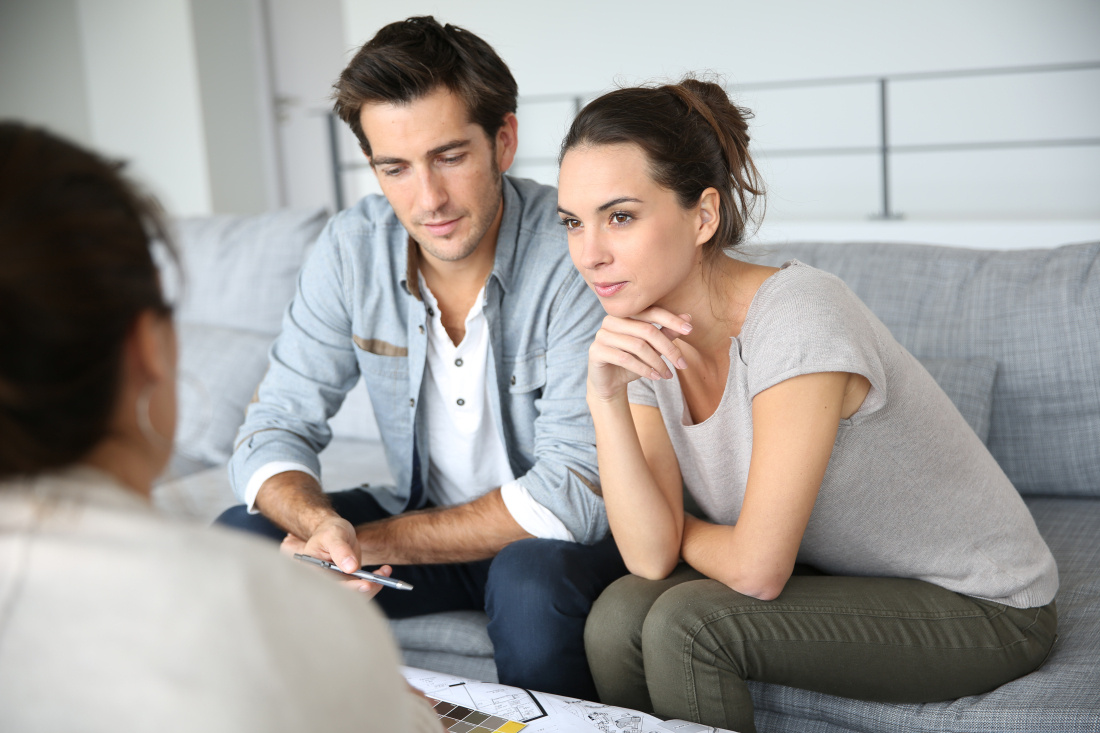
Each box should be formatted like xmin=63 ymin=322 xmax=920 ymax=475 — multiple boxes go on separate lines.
xmin=229 ymin=176 xmax=609 ymax=544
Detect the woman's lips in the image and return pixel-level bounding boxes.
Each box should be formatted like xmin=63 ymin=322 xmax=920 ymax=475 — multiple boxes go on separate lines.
xmin=422 ymin=218 xmax=461 ymax=237
xmin=593 ymin=281 xmax=627 ymax=298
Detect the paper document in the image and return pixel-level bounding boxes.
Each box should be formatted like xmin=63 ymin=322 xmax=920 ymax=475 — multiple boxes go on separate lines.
xmin=404 ymin=667 xmax=740 ymax=733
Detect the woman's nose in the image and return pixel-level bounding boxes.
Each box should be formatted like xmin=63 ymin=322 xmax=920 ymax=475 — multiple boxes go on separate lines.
xmin=577 ymin=230 xmax=610 ymax=271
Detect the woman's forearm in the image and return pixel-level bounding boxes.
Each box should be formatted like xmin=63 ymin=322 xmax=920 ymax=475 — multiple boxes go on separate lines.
xmin=680 ymin=515 xmax=792 ymax=601
xmin=588 ymin=389 xmax=683 ymax=578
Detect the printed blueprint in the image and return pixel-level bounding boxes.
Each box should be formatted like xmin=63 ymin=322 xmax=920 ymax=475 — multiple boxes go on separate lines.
xmin=404 ymin=667 xmax=739 ymax=733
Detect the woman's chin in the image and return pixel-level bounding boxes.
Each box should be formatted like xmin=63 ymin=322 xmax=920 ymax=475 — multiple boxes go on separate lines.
xmin=597 ymin=297 xmax=649 ymax=320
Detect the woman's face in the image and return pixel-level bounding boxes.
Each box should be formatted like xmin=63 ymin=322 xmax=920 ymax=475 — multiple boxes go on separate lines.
xmin=558 ymin=143 xmax=704 ymax=318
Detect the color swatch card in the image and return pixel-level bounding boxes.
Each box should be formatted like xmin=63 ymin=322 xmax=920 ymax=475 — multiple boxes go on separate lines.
xmin=430 ymin=696 xmax=526 ymax=733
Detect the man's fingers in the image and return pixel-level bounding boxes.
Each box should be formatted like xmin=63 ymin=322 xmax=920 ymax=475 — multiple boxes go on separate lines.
xmin=306 ymin=518 xmax=363 ymax=573
xmin=280 ymin=533 xmax=306 ymax=556
xmin=337 ymin=576 xmax=382 ymax=597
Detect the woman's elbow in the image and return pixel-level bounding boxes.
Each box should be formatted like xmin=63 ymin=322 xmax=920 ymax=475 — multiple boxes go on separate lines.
xmin=624 ymin=555 xmax=678 ymax=581
xmin=724 ymin=570 xmax=790 ymax=601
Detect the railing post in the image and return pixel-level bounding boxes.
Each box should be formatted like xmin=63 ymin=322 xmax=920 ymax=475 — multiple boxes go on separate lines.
xmin=327 ymin=112 xmax=346 ymax=212
xmin=875 ymin=77 xmax=901 ymax=220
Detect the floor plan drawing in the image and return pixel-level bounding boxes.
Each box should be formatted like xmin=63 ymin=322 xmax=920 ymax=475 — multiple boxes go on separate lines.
xmin=404 ymin=667 xmax=740 ymax=733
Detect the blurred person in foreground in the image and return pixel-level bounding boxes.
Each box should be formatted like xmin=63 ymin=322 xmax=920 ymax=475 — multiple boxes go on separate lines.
xmin=0 ymin=121 xmax=441 ymax=733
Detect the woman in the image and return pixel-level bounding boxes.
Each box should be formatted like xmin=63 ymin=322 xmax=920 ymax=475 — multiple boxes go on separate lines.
xmin=556 ymin=80 xmax=1058 ymax=733
xmin=0 ymin=123 xmax=440 ymax=732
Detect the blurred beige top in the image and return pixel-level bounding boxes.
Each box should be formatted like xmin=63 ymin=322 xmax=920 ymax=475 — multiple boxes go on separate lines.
xmin=0 ymin=466 xmax=440 ymax=733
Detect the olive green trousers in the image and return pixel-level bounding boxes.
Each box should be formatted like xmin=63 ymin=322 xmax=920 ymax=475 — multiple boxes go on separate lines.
xmin=584 ymin=565 xmax=1057 ymax=733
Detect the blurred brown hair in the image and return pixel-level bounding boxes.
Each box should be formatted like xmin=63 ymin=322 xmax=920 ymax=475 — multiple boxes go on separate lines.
xmin=0 ymin=121 xmax=175 ymax=479
xmin=333 ymin=15 xmax=518 ymax=156
xmin=560 ymin=77 xmax=764 ymax=270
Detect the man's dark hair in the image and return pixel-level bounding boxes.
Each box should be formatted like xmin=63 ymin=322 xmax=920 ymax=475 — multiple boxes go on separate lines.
xmin=333 ymin=16 xmax=518 ymax=156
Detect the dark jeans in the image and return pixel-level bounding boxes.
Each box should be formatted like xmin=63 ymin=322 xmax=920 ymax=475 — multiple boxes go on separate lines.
xmin=585 ymin=564 xmax=1058 ymax=733
xmin=215 ymin=489 xmax=628 ymax=699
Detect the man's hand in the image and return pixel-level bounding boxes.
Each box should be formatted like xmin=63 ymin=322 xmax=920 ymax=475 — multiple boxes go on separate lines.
xmin=256 ymin=470 xmax=386 ymax=595
xmin=283 ymin=514 xmax=362 ymax=573
xmin=280 ymin=525 xmax=397 ymax=597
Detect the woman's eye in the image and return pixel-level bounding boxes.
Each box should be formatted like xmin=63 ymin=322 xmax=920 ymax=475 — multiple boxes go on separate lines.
xmin=610 ymin=212 xmax=632 ymax=225
xmin=558 ymin=218 xmax=581 ymax=230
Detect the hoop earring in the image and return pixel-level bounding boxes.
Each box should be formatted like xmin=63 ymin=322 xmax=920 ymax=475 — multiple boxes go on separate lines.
xmin=136 ymin=386 xmax=172 ymax=450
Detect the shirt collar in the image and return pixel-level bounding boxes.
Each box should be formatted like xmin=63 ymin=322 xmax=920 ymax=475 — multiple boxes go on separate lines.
xmin=401 ymin=175 xmax=522 ymax=301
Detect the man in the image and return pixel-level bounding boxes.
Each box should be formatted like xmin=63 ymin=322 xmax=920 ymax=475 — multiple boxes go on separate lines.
xmin=217 ymin=16 xmax=625 ymax=699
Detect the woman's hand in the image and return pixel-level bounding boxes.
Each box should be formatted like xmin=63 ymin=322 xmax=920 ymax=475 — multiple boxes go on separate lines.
xmin=587 ymin=307 xmax=693 ymax=402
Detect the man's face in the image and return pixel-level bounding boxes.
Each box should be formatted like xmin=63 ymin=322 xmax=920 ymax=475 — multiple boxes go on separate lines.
xmin=361 ymin=87 xmax=517 ymax=264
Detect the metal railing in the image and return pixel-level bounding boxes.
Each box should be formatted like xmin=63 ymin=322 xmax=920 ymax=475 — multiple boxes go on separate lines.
xmin=326 ymin=61 xmax=1100 ymax=217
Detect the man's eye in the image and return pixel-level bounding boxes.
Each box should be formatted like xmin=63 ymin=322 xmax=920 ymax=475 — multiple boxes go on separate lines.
xmin=382 ymin=167 xmax=404 ymax=177
xmin=440 ymin=154 xmax=465 ymax=165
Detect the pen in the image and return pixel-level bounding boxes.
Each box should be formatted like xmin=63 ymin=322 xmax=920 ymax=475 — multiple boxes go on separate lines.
xmin=293 ymin=553 xmax=414 ymax=591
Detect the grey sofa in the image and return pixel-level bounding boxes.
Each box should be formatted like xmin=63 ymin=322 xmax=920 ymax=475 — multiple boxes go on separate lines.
xmin=156 ymin=211 xmax=1099 ymax=731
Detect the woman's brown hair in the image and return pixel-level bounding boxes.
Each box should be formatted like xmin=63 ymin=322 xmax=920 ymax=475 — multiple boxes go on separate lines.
xmin=0 ymin=122 xmax=175 ymax=479
xmin=559 ymin=77 xmax=764 ymax=269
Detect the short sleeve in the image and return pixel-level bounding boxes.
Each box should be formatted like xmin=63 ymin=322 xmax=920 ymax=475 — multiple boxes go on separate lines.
xmin=739 ymin=263 xmax=888 ymax=416
xmin=627 ymin=376 xmax=659 ymax=407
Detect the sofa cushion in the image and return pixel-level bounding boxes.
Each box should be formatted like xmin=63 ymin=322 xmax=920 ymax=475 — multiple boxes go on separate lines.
xmin=755 ymin=242 xmax=1100 ymax=498
xmin=174 ymin=323 xmax=274 ymax=466
xmin=747 ymin=495 xmax=1100 ymax=732
xmin=389 ymin=611 xmax=498 ymax=683
xmin=917 ymin=357 xmax=997 ymax=443
xmin=169 ymin=207 xmax=328 ymax=335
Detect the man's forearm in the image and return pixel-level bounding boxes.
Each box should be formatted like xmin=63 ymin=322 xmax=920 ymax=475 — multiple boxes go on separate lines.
xmin=357 ymin=488 xmax=533 ymax=565
xmin=254 ymin=470 xmax=340 ymax=539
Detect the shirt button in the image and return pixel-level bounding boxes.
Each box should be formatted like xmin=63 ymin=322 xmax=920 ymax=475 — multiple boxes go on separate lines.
xmin=427 ymin=306 xmax=435 ymax=317
xmin=418 ymin=325 xmax=425 ymax=334
xmin=409 ymin=398 xmax=415 ymax=407
xmin=510 ymin=375 xmax=516 ymax=385
xmin=456 ymin=398 xmax=465 ymax=406
xmin=455 ymin=358 xmax=463 ymax=367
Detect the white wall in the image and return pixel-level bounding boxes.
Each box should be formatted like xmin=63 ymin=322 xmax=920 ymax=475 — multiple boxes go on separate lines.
xmin=76 ymin=0 xmax=213 ymax=216
xmin=338 ymin=0 xmax=1100 ymax=231
xmin=264 ymin=0 xmax=350 ymax=212
xmin=0 ymin=0 xmax=93 ymax=147
xmin=191 ymin=0 xmax=279 ymax=214
xmin=2 ymin=0 xmax=279 ymax=217
xmin=4 ymin=0 xmax=1098 ymax=237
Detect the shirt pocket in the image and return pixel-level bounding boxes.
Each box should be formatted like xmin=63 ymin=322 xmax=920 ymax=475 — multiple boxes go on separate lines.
xmin=508 ymin=352 xmax=546 ymax=394
xmin=353 ymin=336 xmax=411 ymax=436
